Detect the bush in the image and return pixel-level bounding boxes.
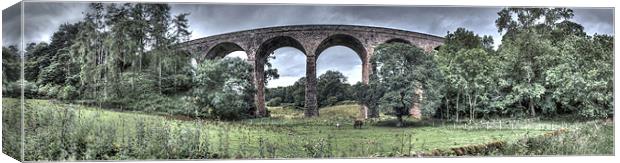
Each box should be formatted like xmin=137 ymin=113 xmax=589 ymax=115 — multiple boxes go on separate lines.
xmin=59 ymin=85 xmax=78 ymax=100
xmin=325 ymin=96 xmax=338 ymax=106
xmin=335 ymin=100 xmax=358 ymax=105
xmin=193 ymin=58 xmax=256 ymax=120
xmin=118 ymin=72 xmax=159 ymax=97
xmin=2 ymin=80 xmax=39 ymax=98
xmin=162 ymin=74 xmax=193 ymax=94
xmin=266 ymin=97 xmax=282 ymax=107
xmin=2 ymin=82 xmax=20 ymax=98
xmin=38 ymin=84 xmax=51 ymax=98
xmin=23 ymin=81 xmax=39 ymax=98
xmin=47 ymin=85 xmax=61 ymax=98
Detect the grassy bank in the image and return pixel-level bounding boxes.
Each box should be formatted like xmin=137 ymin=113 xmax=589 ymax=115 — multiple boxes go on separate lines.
xmin=1 ymin=98 xmax=613 ymax=161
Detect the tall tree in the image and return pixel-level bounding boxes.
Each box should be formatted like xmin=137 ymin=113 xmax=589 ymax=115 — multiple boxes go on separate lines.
xmin=2 ymin=46 xmax=20 ymax=84
xmin=370 ymin=43 xmax=442 ymax=127
xmin=495 ymin=7 xmax=576 ymax=117
xmin=435 ymin=28 xmax=497 ymax=121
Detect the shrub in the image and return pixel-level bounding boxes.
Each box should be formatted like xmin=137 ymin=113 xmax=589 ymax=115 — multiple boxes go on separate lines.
xmin=47 ymin=85 xmax=61 ymax=98
xmin=162 ymin=74 xmax=193 ymax=94
xmin=23 ymin=81 xmax=39 ymax=98
xmin=325 ymin=96 xmax=338 ymax=106
xmin=266 ymin=97 xmax=282 ymax=107
xmin=2 ymin=82 xmax=20 ymax=98
xmin=2 ymin=80 xmax=39 ymax=98
xmin=38 ymin=84 xmax=52 ymax=98
xmin=59 ymin=85 xmax=78 ymax=100
xmin=193 ymin=58 xmax=256 ymax=120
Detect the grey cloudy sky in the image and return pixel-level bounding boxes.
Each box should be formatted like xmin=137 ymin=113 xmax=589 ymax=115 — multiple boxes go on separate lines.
xmin=2 ymin=2 xmax=614 ymax=87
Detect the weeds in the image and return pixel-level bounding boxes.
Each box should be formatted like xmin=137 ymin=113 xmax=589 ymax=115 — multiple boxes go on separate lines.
xmin=3 ymin=98 xmax=614 ymax=160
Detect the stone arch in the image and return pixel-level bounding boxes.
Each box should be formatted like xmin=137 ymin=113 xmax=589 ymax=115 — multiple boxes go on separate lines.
xmin=385 ymin=38 xmax=412 ymax=44
xmin=257 ymin=36 xmax=306 ymax=60
xmin=253 ymin=36 xmax=307 ymax=117
xmin=315 ymin=34 xmax=367 ymax=61
xmin=205 ymin=42 xmax=246 ymax=60
xmin=314 ymin=34 xmax=370 ymax=118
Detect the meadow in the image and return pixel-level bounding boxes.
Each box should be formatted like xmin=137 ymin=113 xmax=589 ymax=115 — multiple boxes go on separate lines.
xmin=1 ymin=98 xmax=613 ymax=161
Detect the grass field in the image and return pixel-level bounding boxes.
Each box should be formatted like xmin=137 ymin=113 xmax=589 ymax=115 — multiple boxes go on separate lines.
xmin=1 ymin=98 xmax=613 ymax=161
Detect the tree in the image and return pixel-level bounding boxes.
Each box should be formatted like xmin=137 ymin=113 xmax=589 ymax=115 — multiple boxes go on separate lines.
xmin=292 ymin=77 xmax=307 ymax=107
xmin=370 ymin=43 xmax=442 ymax=127
xmin=544 ymin=34 xmax=613 ymax=118
xmin=193 ymin=58 xmax=256 ymax=120
xmin=453 ymin=49 xmax=497 ymax=121
xmin=24 ymin=42 xmax=51 ymax=82
xmin=263 ymin=55 xmax=280 ymax=85
xmin=2 ymin=46 xmax=20 ymax=84
xmin=317 ymin=70 xmax=348 ymax=107
xmin=495 ymin=8 xmax=574 ymax=40
xmin=352 ymin=81 xmax=383 ymax=118
xmin=435 ymin=28 xmax=497 ymax=121
xmin=495 ymin=7 xmax=578 ymax=117
xmin=67 ymin=3 xmax=193 ymax=100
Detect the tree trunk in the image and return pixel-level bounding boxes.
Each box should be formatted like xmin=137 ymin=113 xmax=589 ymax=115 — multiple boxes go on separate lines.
xmin=397 ymin=114 xmax=403 ymax=127
xmin=444 ymin=96 xmax=450 ymax=120
xmin=467 ymin=94 xmax=471 ymax=122
xmin=456 ymin=91 xmax=460 ymax=122
xmin=529 ymin=98 xmax=536 ymax=117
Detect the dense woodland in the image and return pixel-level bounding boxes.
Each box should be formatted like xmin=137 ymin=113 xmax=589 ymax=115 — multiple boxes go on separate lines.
xmin=2 ymin=6 xmax=614 ymax=122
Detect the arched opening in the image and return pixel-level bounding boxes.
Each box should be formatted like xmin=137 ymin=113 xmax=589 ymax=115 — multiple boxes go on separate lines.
xmin=316 ymin=46 xmax=363 ymax=108
xmin=385 ymin=38 xmax=411 ymax=45
xmin=315 ymin=34 xmax=367 ymax=117
xmin=204 ymin=42 xmax=247 ymax=60
xmin=265 ymin=48 xmax=306 ymax=88
xmin=256 ymin=36 xmax=307 ymax=116
xmin=315 ymin=34 xmax=366 ymax=60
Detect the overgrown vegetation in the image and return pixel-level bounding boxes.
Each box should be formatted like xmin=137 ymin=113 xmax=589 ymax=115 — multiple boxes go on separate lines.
xmin=193 ymin=58 xmax=256 ymax=120
xmin=5 ymin=98 xmax=610 ymax=161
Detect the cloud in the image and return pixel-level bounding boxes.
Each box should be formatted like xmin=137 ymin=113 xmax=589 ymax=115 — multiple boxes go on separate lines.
xmin=573 ymin=8 xmax=614 ymax=35
xmin=2 ymin=2 xmax=21 ymax=47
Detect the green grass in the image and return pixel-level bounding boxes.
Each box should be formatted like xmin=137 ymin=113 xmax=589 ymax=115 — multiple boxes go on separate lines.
xmin=2 ymin=98 xmax=613 ymax=160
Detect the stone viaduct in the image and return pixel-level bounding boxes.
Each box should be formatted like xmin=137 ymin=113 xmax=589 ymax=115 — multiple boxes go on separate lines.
xmin=179 ymin=24 xmax=444 ymax=118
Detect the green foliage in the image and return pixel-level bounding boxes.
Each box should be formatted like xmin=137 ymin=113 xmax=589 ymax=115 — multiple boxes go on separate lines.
xmin=266 ymin=97 xmax=283 ymax=107
xmin=491 ymin=7 xmax=613 ymax=118
xmin=494 ymin=120 xmax=613 ymax=155
xmin=435 ymin=28 xmax=500 ymax=121
xmin=59 ymin=85 xmax=78 ymax=100
xmin=317 ymin=70 xmax=350 ymax=107
xmin=542 ymin=34 xmax=613 ymax=118
xmin=2 ymin=81 xmax=21 ymax=98
xmin=67 ymin=3 xmax=193 ymax=100
xmin=266 ymin=77 xmax=307 ymax=107
xmin=2 ymin=99 xmax=21 ymax=161
xmin=429 ymin=8 xmax=612 ymax=120
xmin=4 ymin=98 xmax=614 ymax=160
xmin=370 ymin=43 xmax=443 ymax=126
xmin=266 ymin=70 xmax=357 ymax=109
xmin=194 ymin=58 xmax=256 ymax=120
xmin=2 ymin=46 xmax=20 ymax=84
xmin=352 ymin=82 xmax=382 ymax=118
xmin=3 ymin=80 xmax=41 ymax=98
